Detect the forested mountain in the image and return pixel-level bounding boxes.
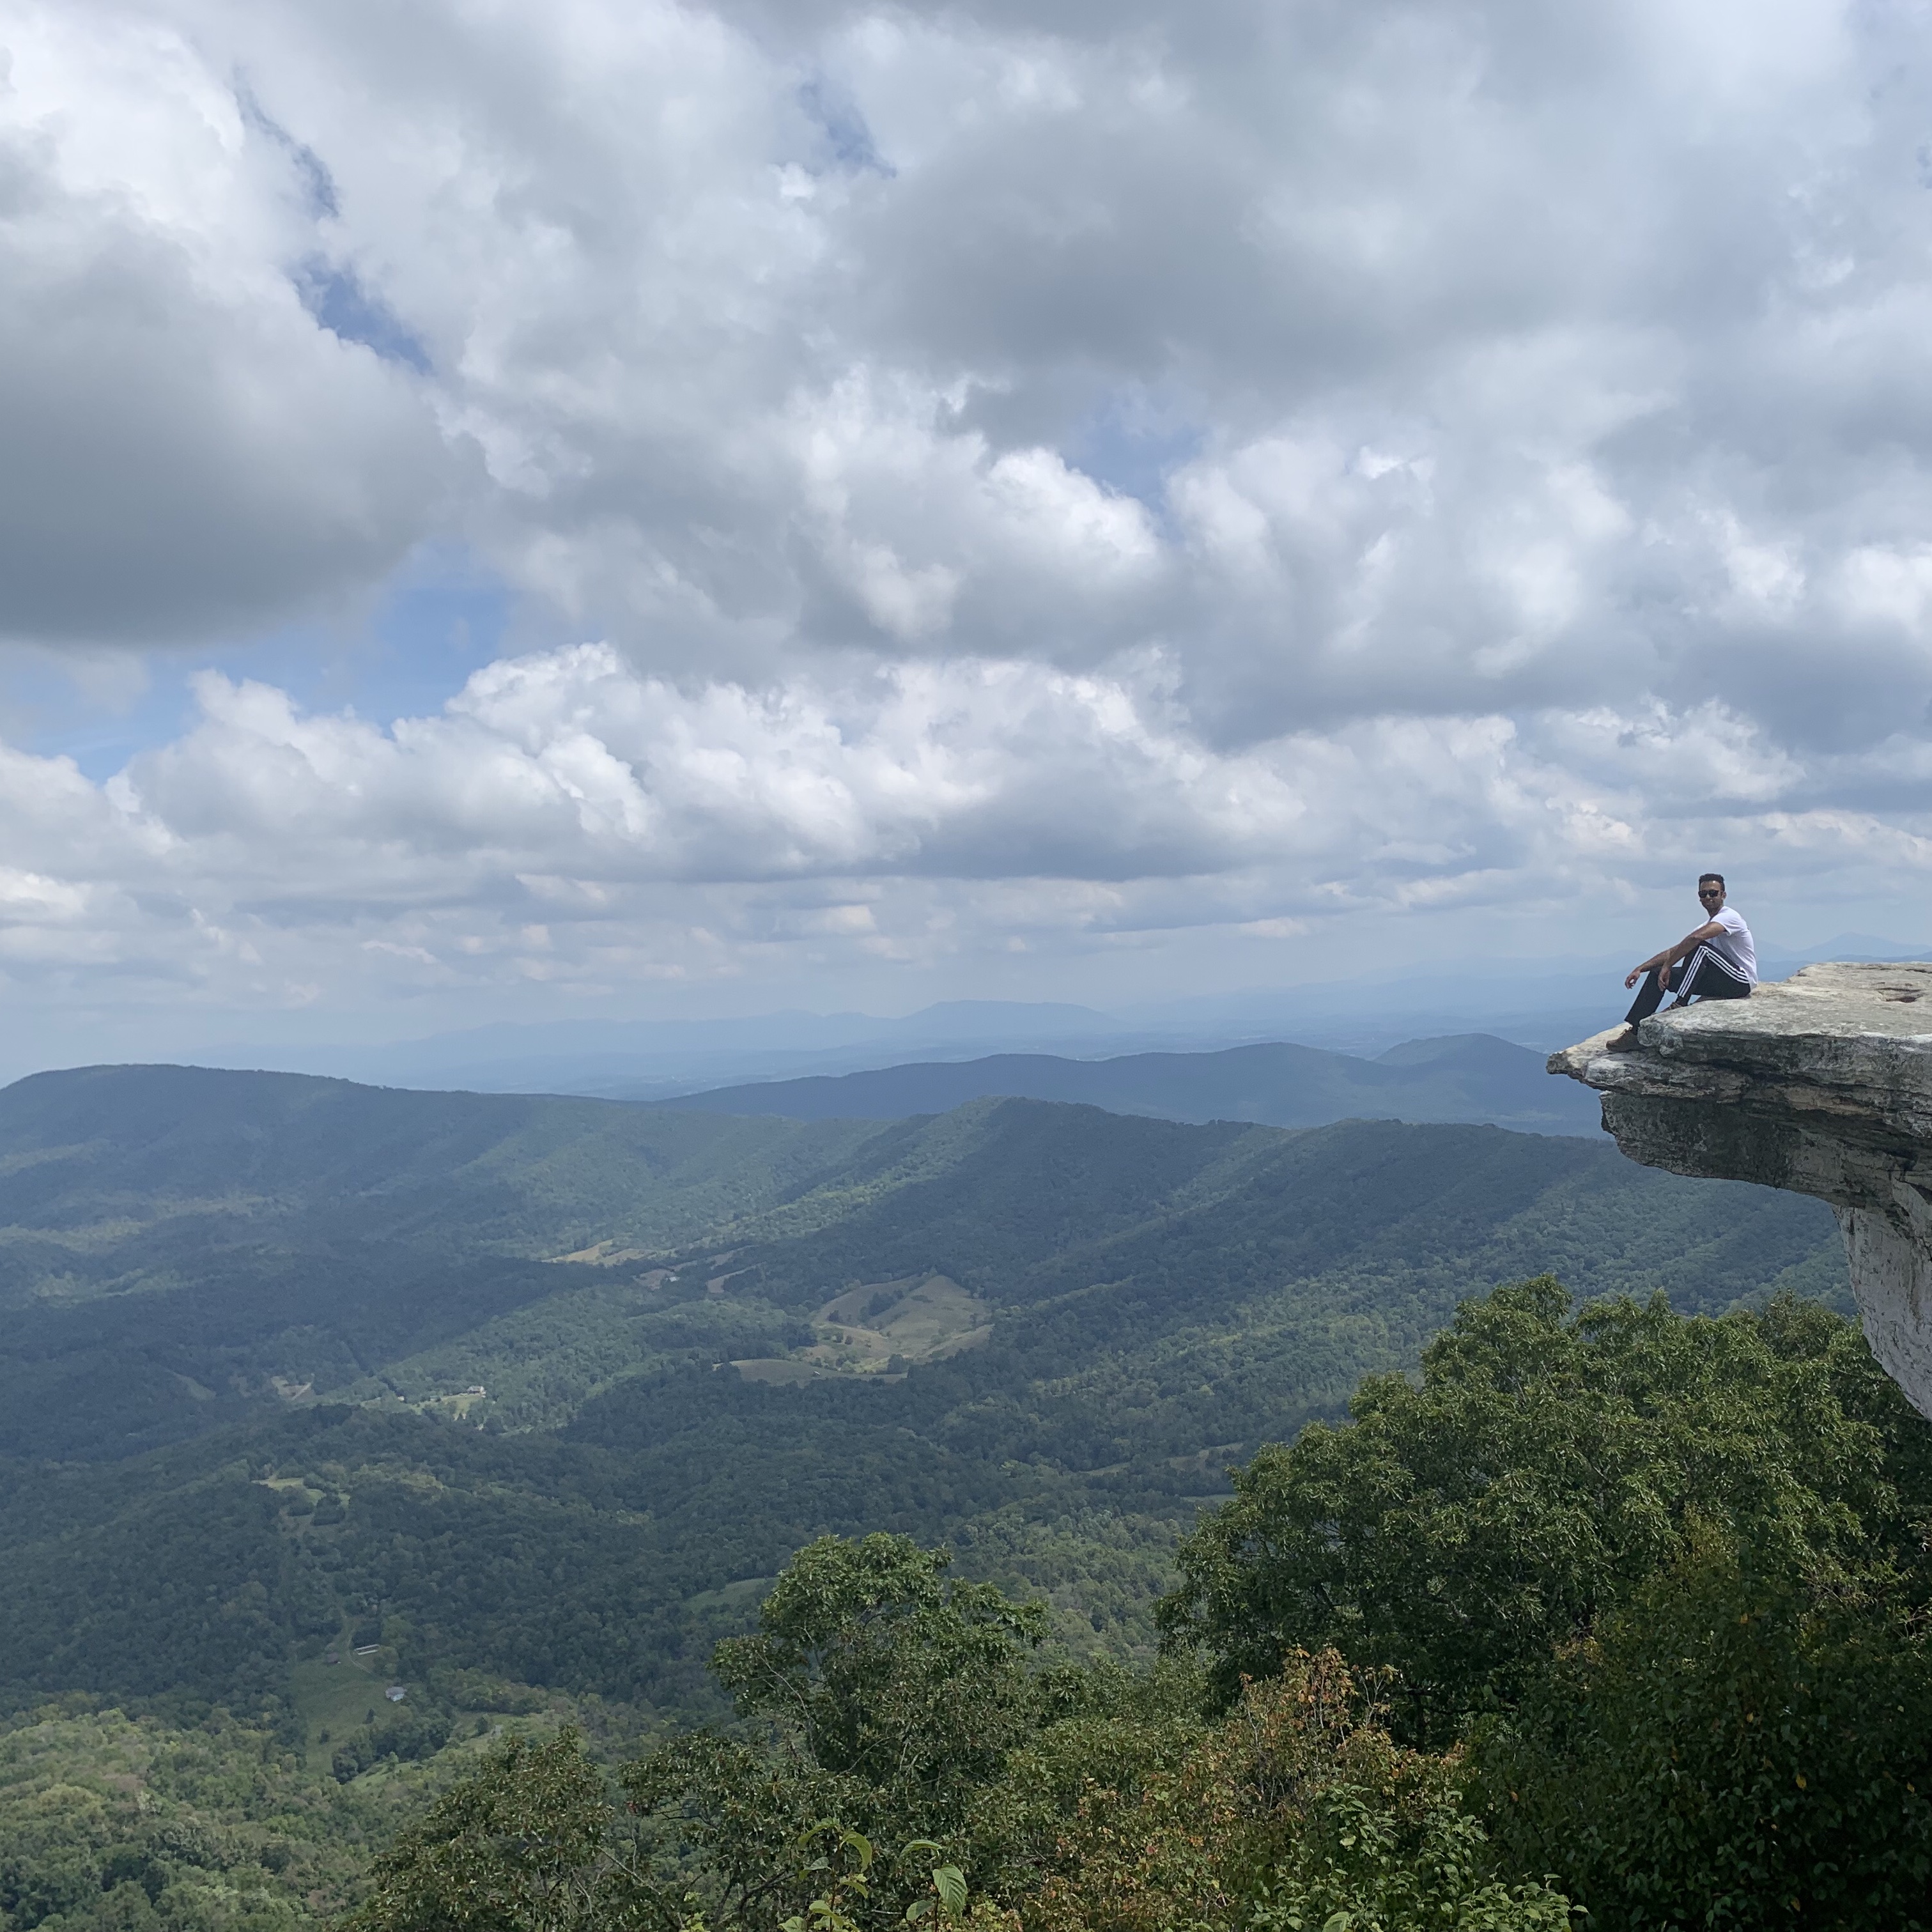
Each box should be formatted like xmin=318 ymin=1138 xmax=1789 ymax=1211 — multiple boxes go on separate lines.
xmin=0 ymin=1065 xmax=882 ymax=1458
xmin=654 ymin=1032 xmax=1604 ymax=1134
xmin=0 ymin=1062 xmax=1846 ymax=1743
xmin=0 ymin=1062 xmax=883 ymax=1267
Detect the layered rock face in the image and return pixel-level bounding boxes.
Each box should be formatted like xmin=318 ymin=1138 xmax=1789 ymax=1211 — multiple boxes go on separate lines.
xmin=1549 ymin=962 xmax=1932 ymax=1419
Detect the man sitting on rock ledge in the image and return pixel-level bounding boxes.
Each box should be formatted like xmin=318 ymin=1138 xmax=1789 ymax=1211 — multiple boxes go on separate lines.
xmin=1607 ymin=873 xmax=1756 ymax=1052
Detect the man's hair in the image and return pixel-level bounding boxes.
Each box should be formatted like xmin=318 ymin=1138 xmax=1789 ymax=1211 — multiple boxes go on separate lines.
xmin=1699 ymin=872 xmax=1726 ymax=890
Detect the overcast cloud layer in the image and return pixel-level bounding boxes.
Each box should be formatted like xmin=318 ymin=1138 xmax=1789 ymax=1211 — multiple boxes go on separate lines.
xmin=3 ymin=0 xmax=1932 ymax=1048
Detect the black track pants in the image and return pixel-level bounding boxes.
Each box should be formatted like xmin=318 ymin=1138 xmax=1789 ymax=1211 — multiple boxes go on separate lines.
xmin=1625 ymin=945 xmax=1752 ymax=1024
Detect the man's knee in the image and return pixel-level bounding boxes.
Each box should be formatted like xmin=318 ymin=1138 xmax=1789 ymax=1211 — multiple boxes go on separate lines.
xmin=1681 ymin=947 xmax=1749 ymax=1001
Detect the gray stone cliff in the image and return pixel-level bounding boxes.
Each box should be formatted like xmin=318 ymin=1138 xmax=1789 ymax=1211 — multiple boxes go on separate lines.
xmin=1549 ymin=961 xmax=1932 ymax=1419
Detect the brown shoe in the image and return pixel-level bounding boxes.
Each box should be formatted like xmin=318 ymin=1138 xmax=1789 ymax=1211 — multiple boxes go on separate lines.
xmin=1604 ymin=1026 xmax=1642 ymax=1053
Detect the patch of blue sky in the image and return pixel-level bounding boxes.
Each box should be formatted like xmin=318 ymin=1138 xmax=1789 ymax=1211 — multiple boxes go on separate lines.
xmin=238 ymin=86 xmax=429 ymax=372
xmin=798 ymin=74 xmax=893 ymax=176
xmin=0 ymin=656 xmax=170 ymax=784
xmin=235 ymin=81 xmax=341 ymax=220
xmin=1064 ymin=390 xmax=1205 ymax=532
xmin=5 ymin=548 xmax=513 ymax=782
xmin=293 ymin=256 xmax=432 ymax=373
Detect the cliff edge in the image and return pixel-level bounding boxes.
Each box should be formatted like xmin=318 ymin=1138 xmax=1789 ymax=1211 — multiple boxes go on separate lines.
xmin=1549 ymin=961 xmax=1932 ymax=1418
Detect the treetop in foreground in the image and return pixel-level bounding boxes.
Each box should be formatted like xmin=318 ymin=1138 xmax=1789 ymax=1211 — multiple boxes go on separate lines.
xmin=1159 ymin=1278 xmax=1932 ymax=1736
xmin=1161 ymin=1278 xmax=1932 ymax=1926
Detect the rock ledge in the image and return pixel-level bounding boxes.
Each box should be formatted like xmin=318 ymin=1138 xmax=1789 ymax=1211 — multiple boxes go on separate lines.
xmin=1550 ymin=962 xmax=1932 ymax=1418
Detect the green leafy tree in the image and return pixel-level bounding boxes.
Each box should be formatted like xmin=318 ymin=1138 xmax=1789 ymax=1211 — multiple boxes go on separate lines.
xmin=711 ymin=1534 xmax=1048 ymax=1811
xmin=344 ymin=1731 xmax=644 ymax=1932
xmin=626 ymin=1535 xmax=1050 ymax=1927
xmin=780 ymin=1824 xmax=883 ymax=1932
xmin=1158 ymin=1281 xmax=1924 ymax=1740
xmin=773 ymin=1825 xmax=996 ymax=1932
xmin=343 ymin=1539 xmax=1573 ymax=1932
xmin=1023 ymin=1650 xmax=1570 ymax=1932
xmin=960 ymin=1658 xmax=1207 ymax=1903
xmin=1478 ymin=1521 xmax=1932 ymax=1930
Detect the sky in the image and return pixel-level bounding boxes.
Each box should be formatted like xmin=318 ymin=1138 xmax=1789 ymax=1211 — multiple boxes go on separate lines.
xmin=5 ymin=0 xmax=1932 ymax=1067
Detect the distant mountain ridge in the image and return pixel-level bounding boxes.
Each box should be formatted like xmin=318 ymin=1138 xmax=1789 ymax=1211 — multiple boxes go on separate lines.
xmin=180 ymin=999 xmax=1133 ymax=1097
xmin=160 ymin=941 xmax=1930 ymax=1101
xmin=653 ymin=1033 xmax=1605 ymax=1135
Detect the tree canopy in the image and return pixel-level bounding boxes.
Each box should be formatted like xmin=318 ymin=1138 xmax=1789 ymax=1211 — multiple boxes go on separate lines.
xmin=1159 ymin=1280 xmax=1932 ymax=1926
xmin=1158 ymin=1278 xmax=1931 ymax=1736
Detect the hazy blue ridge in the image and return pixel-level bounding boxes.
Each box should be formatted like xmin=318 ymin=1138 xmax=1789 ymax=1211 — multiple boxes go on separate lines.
xmin=651 ymin=1033 xmax=1605 ymax=1134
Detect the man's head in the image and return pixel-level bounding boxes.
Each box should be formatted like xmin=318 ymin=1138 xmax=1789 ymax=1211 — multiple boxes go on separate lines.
xmin=1697 ymin=872 xmax=1726 ymax=911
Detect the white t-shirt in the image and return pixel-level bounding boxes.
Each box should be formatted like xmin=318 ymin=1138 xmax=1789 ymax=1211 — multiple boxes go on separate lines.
xmin=1704 ymin=906 xmax=1756 ymax=982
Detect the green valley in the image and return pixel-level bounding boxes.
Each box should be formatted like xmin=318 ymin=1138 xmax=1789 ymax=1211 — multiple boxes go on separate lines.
xmin=0 ymin=1061 xmax=1878 ymax=1929
xmin=0 ymin=1065 xmax=1846 ymax=1713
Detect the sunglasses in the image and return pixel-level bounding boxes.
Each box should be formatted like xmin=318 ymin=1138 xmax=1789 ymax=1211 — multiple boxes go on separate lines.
xmin=1699 ymin=888 xmax=1723 ymax=899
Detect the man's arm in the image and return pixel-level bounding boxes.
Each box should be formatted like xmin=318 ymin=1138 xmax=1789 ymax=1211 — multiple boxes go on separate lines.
xmin=1624 ymin=922 xmax=1725 ymax=990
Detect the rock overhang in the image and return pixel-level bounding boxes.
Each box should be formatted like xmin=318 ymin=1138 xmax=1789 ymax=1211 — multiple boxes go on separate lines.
xmin=1550 ymin=962 xmax=1932 ymax=1419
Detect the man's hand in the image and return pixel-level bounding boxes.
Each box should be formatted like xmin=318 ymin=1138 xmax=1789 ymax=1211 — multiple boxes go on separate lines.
xmin=1625 ymin=966 xmax=1644 ymax=989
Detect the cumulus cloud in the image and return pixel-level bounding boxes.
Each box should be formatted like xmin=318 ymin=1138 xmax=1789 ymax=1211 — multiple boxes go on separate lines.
xmin=3 ymin=0 xmax=1932 ymax=1032
xmin=0 ymin=645 xmax=1924 ymax=1039
xmin=12 ymin=1 xmax=1927 ymax=695
xmin=0 ymin=1 xmax=447 ymax=642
